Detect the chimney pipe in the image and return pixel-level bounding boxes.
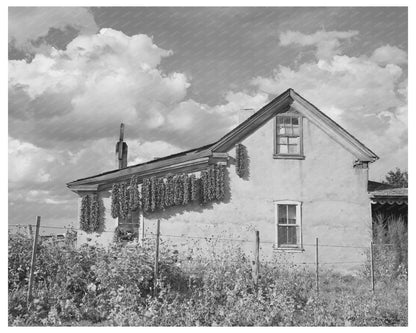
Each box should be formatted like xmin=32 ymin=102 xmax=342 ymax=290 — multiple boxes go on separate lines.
xmin=115 ymin=123 xmax=128 ymax=169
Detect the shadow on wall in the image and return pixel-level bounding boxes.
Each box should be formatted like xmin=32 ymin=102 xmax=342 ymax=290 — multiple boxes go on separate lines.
xmin=144 ymin=167 xmax=233 ymax=221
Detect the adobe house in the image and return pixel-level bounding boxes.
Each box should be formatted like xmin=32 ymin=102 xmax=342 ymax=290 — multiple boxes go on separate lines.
xmin=67 ymin=89 xmax=379 ymax=271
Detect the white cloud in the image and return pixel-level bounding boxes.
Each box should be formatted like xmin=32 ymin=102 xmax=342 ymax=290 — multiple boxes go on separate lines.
xmin=9 ymin=28 xmax=269 ymax=151
xmin=279 ymin=30 xmax=359 ymax=60
xmin=370 ymin=45 xmax=407 ymax=65
xmin=8 ymin=138 xmax=53 ymax=184
xmin=129 ymin=140 xmax=183 ymax=165
xmin=254 ymin=31 xmax=407 ymax=179
xmin=9 ymin=7 xmax=98 ymax=53
xmin=8 ymin=28 xmax=190 ymax=147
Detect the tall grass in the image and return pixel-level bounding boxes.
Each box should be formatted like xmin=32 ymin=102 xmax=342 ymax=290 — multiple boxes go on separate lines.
xmin=372 ymin=214 xmax=408 ymax=279
xmin=8 ymin=231 xmax=407 ymax=326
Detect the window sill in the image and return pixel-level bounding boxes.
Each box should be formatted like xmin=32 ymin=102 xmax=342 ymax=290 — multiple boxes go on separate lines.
xmin=273 ymin=154 xmax=305 ymax=160
xmin=273 ymin=246 xmax=305 ymax=253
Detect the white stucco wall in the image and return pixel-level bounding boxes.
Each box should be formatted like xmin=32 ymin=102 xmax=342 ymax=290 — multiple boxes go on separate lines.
xmin=141 ymin=111 xmax=372 ymax=272
xmin=76 ymin=110 xmax=372 ymax=272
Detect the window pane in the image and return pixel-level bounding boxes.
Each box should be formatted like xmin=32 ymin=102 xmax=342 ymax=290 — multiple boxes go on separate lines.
xmin=278 ymin=205 xmax=287 ymax=224
xmin=278 ymin=126 xmax=286 ymax=135
xmin=292 ymin=126 xmax=300 ymax=136
xmin=278 ymin=144 xmax=288 ymax=154
xmin=287 ymin=205 xmax=297 ymax=224
xmin=287 ymin=226 xmax=297 ymax=244
xmin=278 ymin=226 xmax=298 ymax=246
xmin=288 ymin=144 xmax=299 ymax=154
xmin=292 ymin=117 xmax=299 ymax=125
xmin=279 ymin=137 xmax=288 ymax=145
xmin=278 ymin=226 xmax=287 ymax=245
xmin=276 ymin=117 xmax=283 ymax=124
xmin=288 ymin=137 xmax=299 ymax=145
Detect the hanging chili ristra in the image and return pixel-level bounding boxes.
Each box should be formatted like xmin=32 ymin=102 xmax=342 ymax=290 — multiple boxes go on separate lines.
xmin=165 ymin=174 xmax=174 ymax=207
xmin=156 ymin=178 xmax=165 ymax=210
xmin=210 ymin=167 xmax=216 ymax=201
xmin=236 ymin=143 xmax=247 ymax=178
xmin=90 ymin=194 xmax=100 ymax=232
xmin=173 ymin=174 xmax=184 ymax=206
xmin=119 ymin=182 xmax=129 ymax=219
xmin=129 ymin=176 xmax=140 ymax=211
xmin=150 ymin=176 xmax=157 ymax=212
xmin=80 ymin=194 xmax=91 ymax=232
xmin=200 ymin=170 xmax=209 ymax=204
xmin=218 ymin=165 xmax=226 ymax=200
xmin=190 ymin=174 xmax=198 ymax=202
xmin=142 ymin=178 xmax=150 ymax=213
xmin=111 ymin=183 xmax=120 ymax=219
xmin=183 ymin=174 xmax=190 ymax=205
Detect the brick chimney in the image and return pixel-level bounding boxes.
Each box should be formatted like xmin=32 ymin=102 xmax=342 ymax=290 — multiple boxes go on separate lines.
xmin=115 ymin=123 xmax=128 ymax=169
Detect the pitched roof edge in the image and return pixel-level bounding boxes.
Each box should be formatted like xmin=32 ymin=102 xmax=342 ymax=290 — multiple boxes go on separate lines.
xmin=67 ymin=142 xmax=215 ymax=187
xmin=211 ymin=88 xmax=293 ymax=152
xmin=289 ymin=89 xmax=379 ymax=162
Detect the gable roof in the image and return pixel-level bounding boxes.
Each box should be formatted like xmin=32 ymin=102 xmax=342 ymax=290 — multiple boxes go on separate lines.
xmin=67 ymin=88 xmax=378 ymax=191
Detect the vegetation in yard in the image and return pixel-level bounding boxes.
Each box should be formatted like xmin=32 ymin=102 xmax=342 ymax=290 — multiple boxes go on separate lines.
xmin=8 ymin=231 xmax=407 ymax=326
xmin=382 ymin=167 xmax=408 ymax=188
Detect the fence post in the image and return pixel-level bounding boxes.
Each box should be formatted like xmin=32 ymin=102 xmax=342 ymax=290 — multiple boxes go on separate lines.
xmin=254 ymin=230 xmax=260 ymax=287
xmin=27 ymin=216 xmax=41 ymax=307
xmin=315 ymin=237 xmax=319 ymax=294
xmin=27 ymin=224 xmax=33 ymax=239
xmin=154 ymin=219 xmax=160 ymax=297
xmin=370 ymin=241 xmax=375 ymax=292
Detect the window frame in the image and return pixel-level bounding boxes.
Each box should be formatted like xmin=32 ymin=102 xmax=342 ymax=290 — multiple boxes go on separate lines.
xmin=273 ymin=113 xmax=305 ymax=159
xmin=274 ymin=200 xmax=303 ymax=251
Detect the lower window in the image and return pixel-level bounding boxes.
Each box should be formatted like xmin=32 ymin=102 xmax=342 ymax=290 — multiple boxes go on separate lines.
xmin=275 ymin=201 xmax=302 ymax=249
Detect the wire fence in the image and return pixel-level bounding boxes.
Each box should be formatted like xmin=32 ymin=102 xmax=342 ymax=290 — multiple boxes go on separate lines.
xmin=8 ymin=222 xmax=401 ymax=274
xmin=9 ymin=216 xmax=408 ymax=306
xmin=8 ymin=223 xmax=393 ymax=249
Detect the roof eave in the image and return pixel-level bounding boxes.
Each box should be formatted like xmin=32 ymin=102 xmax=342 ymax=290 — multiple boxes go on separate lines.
xmin=289 ymin=89 xmax=379 ymax=163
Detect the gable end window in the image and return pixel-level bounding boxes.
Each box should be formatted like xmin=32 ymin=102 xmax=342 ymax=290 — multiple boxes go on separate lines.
xmin=274 ymin=114 xmax=304 ymax=159
xmin=274 ymin=201 xmax=303 ymax=251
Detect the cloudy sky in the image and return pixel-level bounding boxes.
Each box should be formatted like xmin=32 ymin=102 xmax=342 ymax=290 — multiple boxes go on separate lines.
xmin=8 ymin=7 xmax=408 ymax=228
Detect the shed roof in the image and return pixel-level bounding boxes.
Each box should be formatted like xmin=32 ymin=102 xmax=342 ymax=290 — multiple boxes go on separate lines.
xmin=369 ymin=187 xmax=408 ymax=205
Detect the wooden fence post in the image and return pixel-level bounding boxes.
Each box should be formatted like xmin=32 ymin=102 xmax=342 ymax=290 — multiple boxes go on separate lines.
xmin=154 ymin=219 xmax=160 ymax=297
xmin=254 ymin=230 xmax=260 ymax=287
xmin=315 ymin=237 xmax=319 ymax=294
xmin=27 ymin=224 xmax=33 ymax=239
xmin=370 ymin=241 xmax=375 ymax=292
xmin=27 ymin=216 xmax=41 ymax=306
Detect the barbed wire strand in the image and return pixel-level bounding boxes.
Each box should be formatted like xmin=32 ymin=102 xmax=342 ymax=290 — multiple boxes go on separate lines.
xmin=9 ymin=224 xmax=396 ymax=248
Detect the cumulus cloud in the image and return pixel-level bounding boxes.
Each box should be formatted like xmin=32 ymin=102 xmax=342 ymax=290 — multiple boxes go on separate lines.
xmin=9 ymin=28 xmax=267 ymax=151
xmin=254 ymin=30 xmax=407 ymax=180
xmin=8 ymin=137 xmax=54 ymax=185
xmin=370 ymin=44 xmax=407 ymax=65
xmin=9 ymin=28 xmax=188 ymax=148
xmin=9 ymin=27 xmax=270 ymax=227
xmin=9 ymin=7 xmax=98 ymax=54
xmin=279 ymin=30 xmax=359 ymax=60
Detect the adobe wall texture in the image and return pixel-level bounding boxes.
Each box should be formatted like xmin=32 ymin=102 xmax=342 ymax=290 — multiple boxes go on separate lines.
xmin=76 ymin=108 xmax=372 ymax=272
xmin=141 ymin=109 xmax=372 ymax=272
